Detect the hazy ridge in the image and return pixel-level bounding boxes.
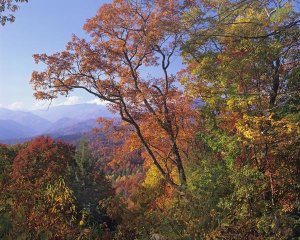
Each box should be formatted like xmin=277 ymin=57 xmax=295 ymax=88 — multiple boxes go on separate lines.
xmin=0 ymin=103 xmax=114 ymax=144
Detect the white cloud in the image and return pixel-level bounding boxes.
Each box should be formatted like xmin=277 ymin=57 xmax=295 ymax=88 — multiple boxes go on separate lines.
xmin=7 ymin=102 xmax=26 ymax=110
xmin=29 ymin=96 xmax=108 ymax=111
xmin=31 ymin=96 xmax=83 ymax=110
xmin=31 ymin=101 xmax=54 ymax=110
xmin=87 ymin=98 xmax=107 ymax=106
xmin=56 ymin=96 xmax=83 ymax=106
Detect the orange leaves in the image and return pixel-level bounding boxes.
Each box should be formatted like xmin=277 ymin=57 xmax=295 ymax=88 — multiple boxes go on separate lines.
xmin=31 ymin=0 xmax=196 ymax=187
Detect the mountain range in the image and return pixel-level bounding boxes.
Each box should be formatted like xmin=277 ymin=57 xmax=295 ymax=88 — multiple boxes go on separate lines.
xmin=0 ymin=103 xmax=114 ymax=144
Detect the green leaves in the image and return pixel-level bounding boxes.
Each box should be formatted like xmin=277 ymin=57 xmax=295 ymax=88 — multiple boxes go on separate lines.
xmin=180 ymin=0 xmax=300 ymax=238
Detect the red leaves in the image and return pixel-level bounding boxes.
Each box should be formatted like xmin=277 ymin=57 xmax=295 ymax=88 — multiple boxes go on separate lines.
xmin=12 ymin=136 xmax=75 ymax=187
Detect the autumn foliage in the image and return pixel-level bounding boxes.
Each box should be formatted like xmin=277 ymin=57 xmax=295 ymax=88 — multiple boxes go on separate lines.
xmin=1 ymin=0 xmax=299 ymax=239
xmin=31 ymin=0 xmax=197 ymax=188
xmin=0 ymin=137 xmax=114 ymax=239
xmin=0 ymin=0 xmax=28 ymax=25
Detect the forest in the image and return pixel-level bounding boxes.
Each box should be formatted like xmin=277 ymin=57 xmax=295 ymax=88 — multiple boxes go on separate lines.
xmin=0 ymin=0 xmax=299 ymax=239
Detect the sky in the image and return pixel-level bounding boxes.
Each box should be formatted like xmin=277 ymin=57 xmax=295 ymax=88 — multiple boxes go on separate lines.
xmin=0 ymin=0 xmax=109 ymax=111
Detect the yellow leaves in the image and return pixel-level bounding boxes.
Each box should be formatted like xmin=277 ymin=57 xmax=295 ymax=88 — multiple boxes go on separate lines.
xmin=143 ymin=165 xmax=163 ymax=188
xmin=226 ymin=98 xmax=236 ymax=110
xmin=237 ymin=114 xmax=268 ymax=140
xmin=45 ymin=178 xmax=76 ymax=217
xmin=226 ymin=97 xmax=253 ymax=111
xmin=79 ymin=220 xmax=84 ymax=226
xmin=224 ymin=7 xmax=267 ymax=38
xmin=236 ymin=113 xmax=299 ymax=145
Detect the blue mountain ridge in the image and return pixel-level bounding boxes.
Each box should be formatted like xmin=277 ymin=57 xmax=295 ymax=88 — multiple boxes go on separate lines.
xmin=0 ymin=103 xmax=115 ymax=143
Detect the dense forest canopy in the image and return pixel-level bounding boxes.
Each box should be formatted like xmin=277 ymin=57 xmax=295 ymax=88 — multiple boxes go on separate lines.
xmin=1 ymin=0 xmax=299 ymax=239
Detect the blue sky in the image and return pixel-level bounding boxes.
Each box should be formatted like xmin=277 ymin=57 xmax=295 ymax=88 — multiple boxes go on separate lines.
xmin=0 ymin=0 xmax=109 ymax=110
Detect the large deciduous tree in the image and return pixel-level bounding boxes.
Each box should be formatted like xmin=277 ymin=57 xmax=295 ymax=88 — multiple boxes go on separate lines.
xmin=31 ymin=0 xmax=196 ymax=188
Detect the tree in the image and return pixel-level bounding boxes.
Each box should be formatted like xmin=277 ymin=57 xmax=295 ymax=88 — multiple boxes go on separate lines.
xmin=9 ymin=136 xmax=77 ymax=238
xmin=31 ymin=0 xmax=196 ymax=188
xmin=0 ymin=0 xmax=28 ymax=26
xmin=181 ymin=0 xmax=300 ymax=238
xmin=0 ymin=144 xmax=17 ymax=238
xmin=0 ymin=144 xmax=16 ymax=187
xmin=0 ymin=137 xmax=116 ymax=239
xmin=72 ymin=138 xmax=114 ymax=234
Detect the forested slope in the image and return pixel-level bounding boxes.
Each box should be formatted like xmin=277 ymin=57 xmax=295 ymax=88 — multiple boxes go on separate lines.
xmin=0 ymin=0 xmax=299 ymax=239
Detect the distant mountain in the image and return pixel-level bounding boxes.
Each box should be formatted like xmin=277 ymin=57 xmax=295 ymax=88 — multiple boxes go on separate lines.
xmin=1 ymin=132 xmax=86 ymax=145
xmin=0 ymin=103 xmax=114 ymax=144
xmin=46 ymin=118 xmax=101 ymax=136
xmin=44 ymin=118 xmax=81 ymax=133
xmin=0 ymin=108 xmax=51 ymax=133
xmin=1 ymin=130 xmax=105 ymax=147
xmin=34 ymin=103 xmax=114 ymax=122
xmin=0 ymin=119 xmax=37 ymax=140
